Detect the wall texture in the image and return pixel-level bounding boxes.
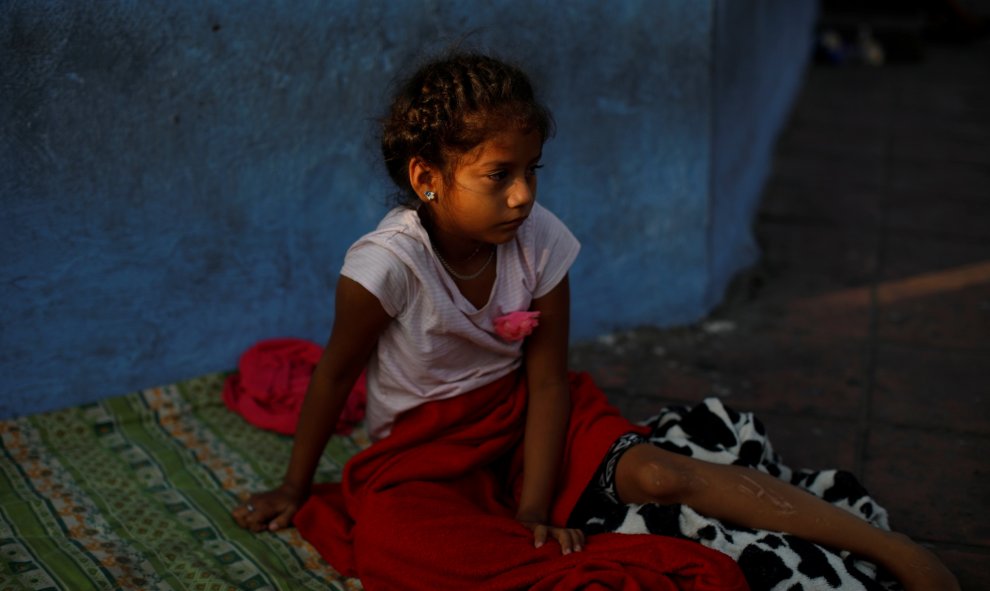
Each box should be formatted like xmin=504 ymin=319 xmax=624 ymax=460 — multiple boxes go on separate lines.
xmin=709 ymin=0 xmax=819 ymax=303
xmin=0 ymin=0 xmax=816 ymax=417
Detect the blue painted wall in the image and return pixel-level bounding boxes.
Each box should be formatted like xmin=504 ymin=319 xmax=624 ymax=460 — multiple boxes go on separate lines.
xmin=708 ymin=1 xmax=819 ymax=304
xmin=0 ymin=0 xmax=816 ymax=417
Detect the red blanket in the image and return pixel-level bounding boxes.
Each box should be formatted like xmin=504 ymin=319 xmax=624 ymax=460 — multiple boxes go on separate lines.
xmin=295 ymin=371 xmax=748 ymax=591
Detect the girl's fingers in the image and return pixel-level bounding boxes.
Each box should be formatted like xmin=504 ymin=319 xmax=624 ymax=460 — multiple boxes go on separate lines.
xmin=522 ymin=522 xmax=585 ymax=554
xmin=564 ymin=528 xmax=585 ymax=553
xmin=547 ymin=527 xmax=584 ymax=554
xmin=556 ymin=528 xmax=575 ymax=554
xmin=234 ymin=497 xmax=279 ymax=532
xmin=231 ymin=502 xmax=254 ymax=528
xmin=253 ymin=508 xmax=280 ymax=531
xmin=251 ymin=520 xmax=270 ymax=533
xmin=268 ymin=505 xmax=297 ymax=531
xmin=572 ymin=529 xmax=585 ymax=551
xmin=532 ymin=524 xmax=548 ymax=548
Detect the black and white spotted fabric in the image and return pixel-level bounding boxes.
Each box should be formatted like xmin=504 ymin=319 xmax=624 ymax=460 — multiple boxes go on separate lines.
xmin=569 ymin=398 xmax=901 ymax=591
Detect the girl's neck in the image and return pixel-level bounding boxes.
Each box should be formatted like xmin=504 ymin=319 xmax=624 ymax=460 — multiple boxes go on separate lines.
xmin=418 ymin=208 xmax=487 ymax=263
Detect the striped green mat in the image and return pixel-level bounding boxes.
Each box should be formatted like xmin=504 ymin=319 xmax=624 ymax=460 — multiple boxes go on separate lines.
xmin=0 ymin=373 xmax=368 ymax=590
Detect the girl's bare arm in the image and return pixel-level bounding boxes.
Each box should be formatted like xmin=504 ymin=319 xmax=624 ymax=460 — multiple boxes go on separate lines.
xmin=516 ymin=275 xmax=584 ymax=553
xmin=233 ymin=276 xmax=391 ymax=532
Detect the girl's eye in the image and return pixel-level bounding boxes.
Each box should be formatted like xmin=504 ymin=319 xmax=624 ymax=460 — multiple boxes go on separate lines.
xmin=486 ymin=164 xmax=543 ymax=183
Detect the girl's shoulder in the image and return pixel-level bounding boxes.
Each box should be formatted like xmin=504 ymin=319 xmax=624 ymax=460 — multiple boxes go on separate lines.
xmin=341 ymin=207 xmax=427 ymax=317
xmin=343 ymin=207 xmax=433 ymax=284
xmin=353 ymin=206 xmax=429 ymax=253
xmin=372 ymin=205 xmax=424 ymax=236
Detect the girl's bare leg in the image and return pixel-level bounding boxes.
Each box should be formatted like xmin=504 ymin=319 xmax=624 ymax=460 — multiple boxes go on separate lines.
xmin=615 ymin=444 xmax=958 ymax=591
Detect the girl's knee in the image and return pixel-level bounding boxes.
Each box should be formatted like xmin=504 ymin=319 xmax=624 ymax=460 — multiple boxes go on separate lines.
xmin=637 ymin=460 xmax=693 ymax=504
xmin=617 ymin=446 xmax=695 ymax=505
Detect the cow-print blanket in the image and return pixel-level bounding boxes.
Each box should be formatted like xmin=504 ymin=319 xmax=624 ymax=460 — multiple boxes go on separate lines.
xmin=570 ymin=398 xmax=901 ymax=591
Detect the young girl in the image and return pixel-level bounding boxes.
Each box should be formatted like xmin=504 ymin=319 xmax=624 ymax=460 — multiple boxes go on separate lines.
xmin=232 ymin=53 xmax=957 ymax=591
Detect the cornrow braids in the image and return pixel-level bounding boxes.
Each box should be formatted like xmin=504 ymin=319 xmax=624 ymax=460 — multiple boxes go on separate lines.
xmin=381 ymin=53 xmax=555 ymax=206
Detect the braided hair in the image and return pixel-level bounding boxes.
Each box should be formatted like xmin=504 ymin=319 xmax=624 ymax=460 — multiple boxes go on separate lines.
xmin=381 ymin=53 xmax=555 ymax=206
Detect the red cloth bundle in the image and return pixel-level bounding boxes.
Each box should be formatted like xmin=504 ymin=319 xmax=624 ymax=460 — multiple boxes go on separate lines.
xmin=295 ymin=371 xmax=747 ymax=590
xmin=223 ymin=338 xmax=366 ymax=436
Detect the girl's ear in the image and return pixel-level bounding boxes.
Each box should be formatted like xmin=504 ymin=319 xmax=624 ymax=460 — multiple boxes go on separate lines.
xmin=408 ymin=157 xmax=437 ymax=205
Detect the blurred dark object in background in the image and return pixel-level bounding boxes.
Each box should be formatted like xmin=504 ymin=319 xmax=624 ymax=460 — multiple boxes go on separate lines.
xmin=816 ymin=0 xmax=988 ymax=65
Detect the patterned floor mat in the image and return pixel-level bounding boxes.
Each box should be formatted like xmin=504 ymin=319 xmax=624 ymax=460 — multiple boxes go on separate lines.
xmin=0 ymin=373 xmax=367 ymax=591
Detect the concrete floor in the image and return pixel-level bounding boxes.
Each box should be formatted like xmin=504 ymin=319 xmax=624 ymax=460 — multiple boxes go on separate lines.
xmin=570 ymin=34 xmax=990 ymax=590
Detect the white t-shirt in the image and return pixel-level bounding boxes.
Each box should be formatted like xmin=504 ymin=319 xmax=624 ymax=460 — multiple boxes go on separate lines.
xmin=341 ymin=202 xmax=580 ymax=440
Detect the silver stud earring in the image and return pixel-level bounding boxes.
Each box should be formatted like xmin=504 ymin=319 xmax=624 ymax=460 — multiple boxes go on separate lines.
xmin=425 ymin=191 xmax=437 ymax=201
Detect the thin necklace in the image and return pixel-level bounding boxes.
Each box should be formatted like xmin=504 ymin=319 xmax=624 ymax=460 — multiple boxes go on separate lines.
xmin=432 ymin=243 xmax=495 ymax=280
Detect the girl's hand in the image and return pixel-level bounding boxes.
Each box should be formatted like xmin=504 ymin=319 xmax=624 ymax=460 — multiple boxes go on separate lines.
xmin=518 ymin=520 xmax=585 ymax=555
xmin=232 ymin=483 xmax=307 ymax=533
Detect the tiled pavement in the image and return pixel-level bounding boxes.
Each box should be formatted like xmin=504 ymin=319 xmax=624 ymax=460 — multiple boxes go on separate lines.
xmin=570 ymin=35 xmax=990 ymax=590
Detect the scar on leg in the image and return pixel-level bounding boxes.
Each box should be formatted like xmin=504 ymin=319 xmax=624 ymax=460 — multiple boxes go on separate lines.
xmin=736 ymin=474 xmax=797 ymax=515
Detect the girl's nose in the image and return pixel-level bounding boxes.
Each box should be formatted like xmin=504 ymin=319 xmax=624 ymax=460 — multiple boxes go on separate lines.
xmin=507 ymin=178 xmax=535 ymax=208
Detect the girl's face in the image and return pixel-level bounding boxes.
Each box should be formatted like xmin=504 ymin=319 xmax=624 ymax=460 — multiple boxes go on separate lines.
xmin=429 ymin=127 xmax=543 ymax=247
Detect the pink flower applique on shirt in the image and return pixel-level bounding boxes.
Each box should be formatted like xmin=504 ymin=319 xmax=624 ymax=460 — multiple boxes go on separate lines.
xmin=493 ymin=310 xmax=541 ymax=341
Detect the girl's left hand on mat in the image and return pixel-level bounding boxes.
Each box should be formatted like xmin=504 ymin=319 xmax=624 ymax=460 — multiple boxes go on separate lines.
xmin=520 ymin=521 xmax=585 ymax=555
xmin=232 ymin=485 xmax=304 ymax=533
